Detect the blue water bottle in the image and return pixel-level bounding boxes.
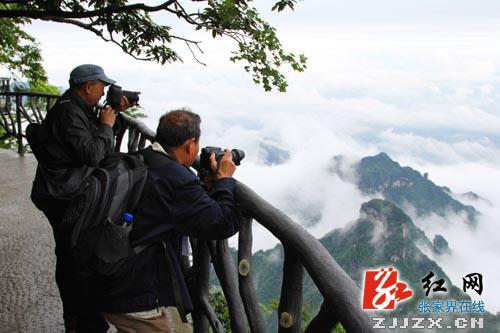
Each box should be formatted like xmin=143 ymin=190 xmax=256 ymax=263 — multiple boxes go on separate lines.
xmin=122 ymin=212 xmax=134 ymax=227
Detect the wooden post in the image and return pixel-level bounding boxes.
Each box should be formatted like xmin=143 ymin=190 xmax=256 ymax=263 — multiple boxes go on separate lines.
xmin=305 ymin=301 xmax=339 ymax=333
xmin=211 ymin=239 xmax=248 ymax=333
xmin=15 ymin=95 xmax=24 ymax=155
xmin=238 ymin=216 xmax=266 ymax=333
xmin=278 ymin=247 xmax=303 ymax=333
xmin=191 ymin=240 xmax=223 ymax=333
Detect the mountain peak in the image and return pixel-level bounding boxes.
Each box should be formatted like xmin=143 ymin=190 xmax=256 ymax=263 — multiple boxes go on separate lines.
xmin=320 ymin=198 xmax=466 ymax=314
xmin=358 ymin=199 xmax=428 ymax=246
xmin=372 ymin=151 xmax=392 ymax=161
xmin=355 ymin=152 xmax=479 ymax=224
xmin=359 ymin=152 xmax=399 ymax=170
xmin=360 ymin=199 xmax=410 ymax=226
xmin=258 ymin=142 xmax=290 ymax=166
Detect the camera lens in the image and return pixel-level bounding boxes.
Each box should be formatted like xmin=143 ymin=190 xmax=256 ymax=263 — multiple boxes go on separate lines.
xmin=231 ymin=149 xmax=245 ymax=165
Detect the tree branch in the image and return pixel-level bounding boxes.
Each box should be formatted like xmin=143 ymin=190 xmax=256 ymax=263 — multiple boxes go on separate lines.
xmin=0 ymin=0 xmax=177 ymax=19
xmin=1 ymin=1 xmax=30 ymax=4
xmin=40 ymin=16 xmax=103 ymax=35
xmin=163 ymin=1 xmax=199 ymax=25
xmin=185 ymin=41 xmax=206 ymax=66
xmin=39 ymin=16 xmax=167 ymax=62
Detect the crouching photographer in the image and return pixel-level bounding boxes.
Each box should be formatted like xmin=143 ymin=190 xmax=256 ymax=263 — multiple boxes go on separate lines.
xmin=99 ymin=109 xmax=241 ymax=332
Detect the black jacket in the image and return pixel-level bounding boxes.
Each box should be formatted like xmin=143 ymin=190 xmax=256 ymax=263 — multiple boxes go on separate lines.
xmin=31 ymin=89 xmax=114 ymax=213
xmin=99 ymin=147 xmax=240 ymax=314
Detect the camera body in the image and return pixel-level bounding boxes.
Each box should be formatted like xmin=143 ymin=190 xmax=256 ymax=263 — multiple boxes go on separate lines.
xmin=106 ymin=84 xmax=141 ymax=109
xmin=199 ymin=147 xmax=245 ymax=172
xmin=197 ymin=147 xmax=244 ymax=186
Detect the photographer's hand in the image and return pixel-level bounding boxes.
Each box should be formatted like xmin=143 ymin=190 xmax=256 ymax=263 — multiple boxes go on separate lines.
xmin=99 ymin=106 xmax=116 ymax=127
xmin=211 ymin=149 xmax=236 ymax=179
xmin=115 ymin=96 xmax=130 ymax=112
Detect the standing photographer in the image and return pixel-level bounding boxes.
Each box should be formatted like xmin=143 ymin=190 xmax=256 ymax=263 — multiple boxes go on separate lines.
xmin=30 ymin=64 xmax=129 ymax=332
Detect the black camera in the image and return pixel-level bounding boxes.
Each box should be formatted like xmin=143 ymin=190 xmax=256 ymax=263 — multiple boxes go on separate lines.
xmin=106 ymin=84 xmax=140 ymax=109
xmin=197 ymin=147 xmax=244 ymax=188
xmin=199 ymin=146 xmax=245 ymax=171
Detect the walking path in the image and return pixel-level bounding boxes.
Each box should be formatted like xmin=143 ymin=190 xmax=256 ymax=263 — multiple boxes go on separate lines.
xmin=0 ymin=149 xmax=64 ymax=332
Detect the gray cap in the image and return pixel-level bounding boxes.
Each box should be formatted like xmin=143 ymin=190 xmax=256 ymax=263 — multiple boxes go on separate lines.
xmin=69 ymin=64 xmax=116 ymax=86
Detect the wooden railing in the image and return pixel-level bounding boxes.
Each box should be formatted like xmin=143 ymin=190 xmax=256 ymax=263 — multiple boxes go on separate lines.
xmin=3 ymin=91 xmax=375 ymax=332
xmin=115 ymin=112 xmax=155 ymax=152
xmin=0 ymin=91 xmax=59 ymax=154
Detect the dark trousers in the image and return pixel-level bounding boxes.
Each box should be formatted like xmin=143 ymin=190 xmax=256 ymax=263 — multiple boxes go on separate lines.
xmin=44 ymin=209 xmax=109 ymax=333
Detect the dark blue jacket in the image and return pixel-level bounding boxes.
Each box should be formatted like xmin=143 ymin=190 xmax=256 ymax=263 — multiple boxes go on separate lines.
xmin=100 ymin=147 xmax=239 ymax=313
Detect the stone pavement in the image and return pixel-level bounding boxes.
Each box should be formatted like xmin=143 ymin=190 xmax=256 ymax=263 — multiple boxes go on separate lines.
xmin=0 ymin=149 xmax=64 ymax=332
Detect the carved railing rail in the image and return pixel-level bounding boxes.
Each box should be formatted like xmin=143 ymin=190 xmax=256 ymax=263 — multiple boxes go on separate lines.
xmin=0 ymin=91 xmax=59 ymax=154
xmin=5 ymin=92 xmax=375 ymax=332
xmin=115 ymin=112 xmax=155 ymax=152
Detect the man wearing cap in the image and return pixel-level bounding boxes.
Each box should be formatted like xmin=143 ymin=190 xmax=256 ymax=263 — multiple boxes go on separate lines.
xmin=31 ymin=64 xmax=129 ymax=332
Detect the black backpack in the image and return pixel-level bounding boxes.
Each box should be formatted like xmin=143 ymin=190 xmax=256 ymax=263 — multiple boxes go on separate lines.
xmin=60 ymin=152 xmax=149 ymax=278
xmin=60 ymin=149 xmax=189 ymax=321
xmin=26 ymin=115 xmax=77 ymax=170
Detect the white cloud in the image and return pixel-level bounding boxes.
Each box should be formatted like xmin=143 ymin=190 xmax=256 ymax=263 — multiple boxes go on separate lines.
xmin=377 ymin=130 xmax=500 ymax=165
xmin=415 ymin=208 xmax=500 ymax=314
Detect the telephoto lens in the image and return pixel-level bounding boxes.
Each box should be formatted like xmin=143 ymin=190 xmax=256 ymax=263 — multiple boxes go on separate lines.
xmin=229 ymin=149 xmax=245 ymax=165
xmin=106 ymin=84 xmax=141 ymax=109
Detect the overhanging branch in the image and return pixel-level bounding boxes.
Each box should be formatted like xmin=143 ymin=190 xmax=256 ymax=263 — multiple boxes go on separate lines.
xmin=40 ymin=16 xmax=103 ymax=36
xmin=39 ymin=16 xmax=173 ymax=63
xmin=185 ymin=41 xmax=206 ymax=66
xmin=0 ymin=0 xmax=177 ymax=19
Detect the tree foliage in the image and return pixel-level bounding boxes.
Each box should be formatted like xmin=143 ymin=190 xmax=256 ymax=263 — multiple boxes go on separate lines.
xmin=0 ymin=126 xmax=17 ymax=149
xmin=0 ymin=4 xmax=46 ymax=85
xmin=124 ymin=105 xmax=147 ymax=119
xmin=208 ymin=288 xmax=231 ymax=331
xmin=0 ymin=0 xmax=307 ymax=92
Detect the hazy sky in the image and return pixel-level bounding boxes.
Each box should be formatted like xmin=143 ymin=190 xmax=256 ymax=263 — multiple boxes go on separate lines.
xmin=17 ymin=0 xmax=500 ymax=311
